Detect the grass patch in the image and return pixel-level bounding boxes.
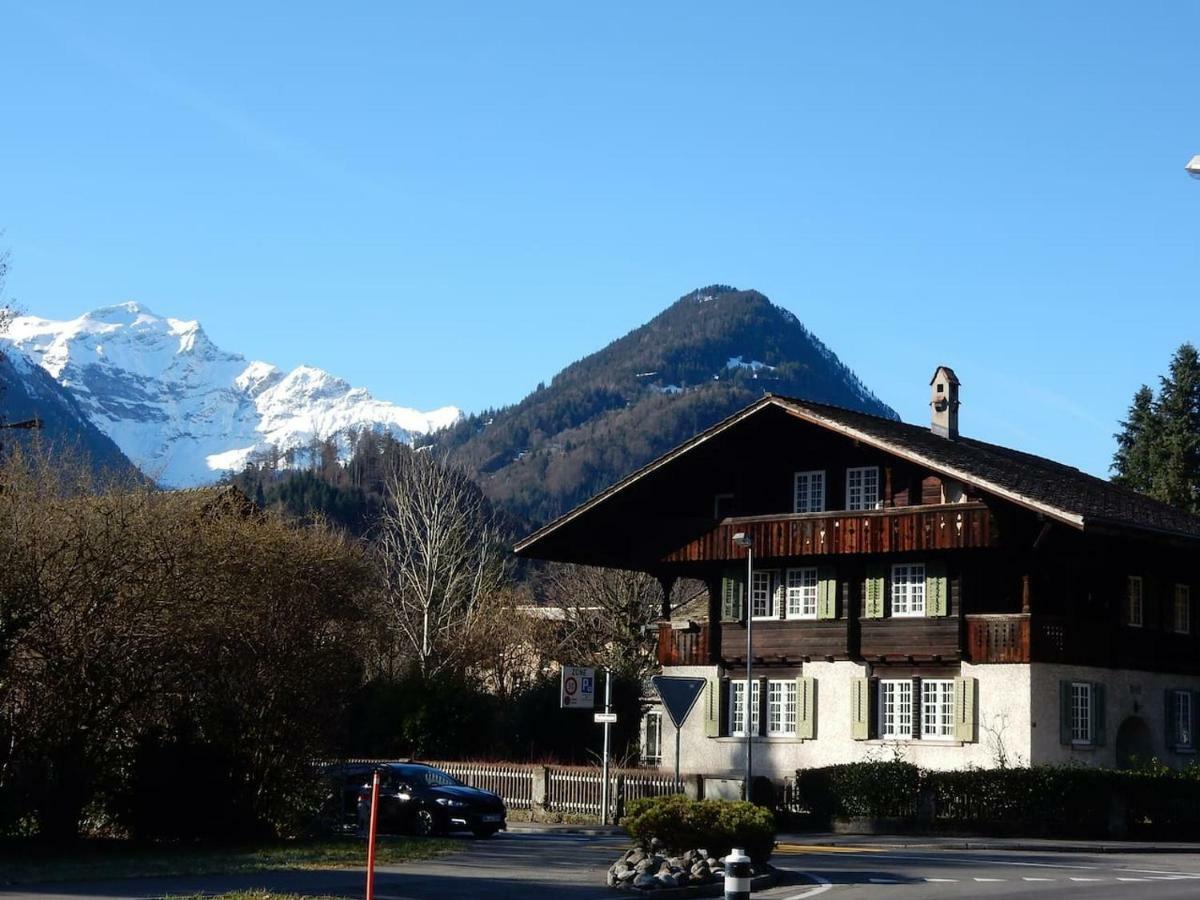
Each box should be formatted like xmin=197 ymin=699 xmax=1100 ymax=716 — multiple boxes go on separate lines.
xmin=0 ymin=836 xmax=462 ymax=885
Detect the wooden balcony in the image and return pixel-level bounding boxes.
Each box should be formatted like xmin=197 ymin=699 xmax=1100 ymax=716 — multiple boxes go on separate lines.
xmin=656 ymin=621 xmax=710 ymax=666
xmin=966 ymin=614 xmax=1031 ymax=663
xmin=661 ymin=502 xmax=995 ymax=563
xmin=860 ymin=615 xmax=961 ymax=662
xmin=720 ymin=619 xmax=849 ymax=664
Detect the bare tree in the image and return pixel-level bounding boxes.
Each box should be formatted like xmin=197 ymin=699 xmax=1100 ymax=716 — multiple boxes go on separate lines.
xmin=374 ymin=448 xmax=509 ymax=677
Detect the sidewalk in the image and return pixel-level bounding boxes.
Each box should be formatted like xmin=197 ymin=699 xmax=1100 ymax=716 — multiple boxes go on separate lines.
xmin=776 ymin=831 xmax=1200 ymax=854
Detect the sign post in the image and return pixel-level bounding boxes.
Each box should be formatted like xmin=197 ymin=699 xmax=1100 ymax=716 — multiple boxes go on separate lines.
xmin=651 ymin=675 xmax=708 ymax=793
xmin=599 ymin=668 xmax=612 ymax=824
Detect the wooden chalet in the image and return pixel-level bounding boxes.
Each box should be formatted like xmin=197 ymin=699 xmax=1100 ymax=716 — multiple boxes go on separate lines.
xmin=516 ymin=368 xmax=1200 ymax=778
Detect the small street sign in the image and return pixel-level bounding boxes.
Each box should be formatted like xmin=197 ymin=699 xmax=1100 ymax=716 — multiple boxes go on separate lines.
xmin=593 ymin=712 xmax=618 ymax=724
xmin=560 ymin=665 xmax=596 ymax=709
xmin=651 ymin=675 xmax=707 ymax=728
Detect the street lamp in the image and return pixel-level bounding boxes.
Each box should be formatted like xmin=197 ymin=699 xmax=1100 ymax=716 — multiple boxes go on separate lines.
xmin=731 ymin=531 xmax=753 ymax=799
xmin=1187 ymin=155 xmax=1200 ymax=179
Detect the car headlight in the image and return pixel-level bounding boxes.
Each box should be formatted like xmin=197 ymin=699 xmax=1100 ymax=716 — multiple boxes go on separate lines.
xmin=435 ymin=798 xmax=468 ymax=808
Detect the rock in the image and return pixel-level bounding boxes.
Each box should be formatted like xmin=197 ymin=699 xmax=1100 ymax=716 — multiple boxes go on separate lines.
xmin=607 ymin=869 xmax=618 ymax=887
xmin=655 ymin=873 xmax=678 ymax=888
xmin=690 ymin=862 xmax=710 ymax=879
xmin=706 ymin=857 xmax=719 ymax=868
xmin=695 ymin=848 xmax=708 ymax=859
xmin=656 ymin=860 xmax=673 ymax=876
xmin=627 ymin=849 xmax=646 ymax=864
xmin=650 ymin=837 xmax=665 ymax=851
xmin=667 ymin=856 xmax=685 ymax=870
xmin=635 ymin=859 xmax=656 ymax=874
xmin=682 ymin=850 xmax=697 ymax=865
xmin=674 ymin=871 xmax=691 ymax=886
xmin=617 ymin=868 xmax=637 ymax=882
xmin=633 ymin=873 xmax=656 ymax=889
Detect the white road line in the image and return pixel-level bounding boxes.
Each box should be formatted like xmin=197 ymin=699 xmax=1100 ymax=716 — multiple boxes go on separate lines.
xmin=1069 ymin=877 xmax=1103 ymax=881
xmin=1023 ymin=877 xmax=1055 ymax=881
xmin=974 ymin=877 xmax=1005 ymax=881
xmin=1117 ymin=877 xmax=1152 ymax=882
xmin=924 ymin=877 xmax=959 ymax=882
xmin=855 ymin=851 xmax=1097 ymax=870
xmin=1123 ymin=868 xmax=1200 ymax=877
xmin=781 ymin=873 xmax=834 ymax=898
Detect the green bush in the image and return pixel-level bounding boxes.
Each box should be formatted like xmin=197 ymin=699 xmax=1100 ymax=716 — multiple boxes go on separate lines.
xmin=794 ymin=761 xmax=921 ymax=820
xmin=623 ymin=795 xmax=776 ymax=863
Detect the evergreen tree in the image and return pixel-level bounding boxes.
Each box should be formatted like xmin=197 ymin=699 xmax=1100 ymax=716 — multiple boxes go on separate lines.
xmin=1153 ymin=343 xmax=1200 ymax=512
xmin=1111 ymin=385 xmax=1157 ymax=493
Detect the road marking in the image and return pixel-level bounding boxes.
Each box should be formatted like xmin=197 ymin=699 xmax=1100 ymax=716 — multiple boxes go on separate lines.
xmin=1123 ymin=868 xmax=1200 ymax=877
xmin=1069 ymin=877 xmax=1103 ymax=881
xmin=1023 ymin=877 xmax=1055 ymax=881
xmin=844 ymin=851 xmax=1097 ymax=870
xmin=780 ymin=873 xmax=834 ymax=898
xmin=924 ymin=877 xmax=959 ymax=882
xmin=868 ymin=877 xmax=902 ymax=883
xmin=777 ymin=843 xmax=886 ymax=854
xmin=1117 ymin=877 xmax=1152 ymax=882
xmin=974 ymin=877 xmax=1005 ymax=881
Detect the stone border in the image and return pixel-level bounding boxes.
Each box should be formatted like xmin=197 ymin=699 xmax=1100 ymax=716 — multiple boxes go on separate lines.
xmin=613 ymin=866 xmax=781 ymax=897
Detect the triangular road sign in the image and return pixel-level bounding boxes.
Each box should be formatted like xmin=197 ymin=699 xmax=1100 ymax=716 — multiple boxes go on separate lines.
xmin=651 ymin=675 xmax=707 ymax=729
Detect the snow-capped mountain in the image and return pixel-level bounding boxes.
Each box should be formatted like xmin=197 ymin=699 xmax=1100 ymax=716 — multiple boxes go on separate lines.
xmin=3 ymin=302 xmax=460 ymax=487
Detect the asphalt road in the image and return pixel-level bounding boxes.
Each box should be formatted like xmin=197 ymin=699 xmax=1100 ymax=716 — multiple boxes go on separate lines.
xmin=3 ymin=833 xmax=1200 ymax=900
xmin=764 ymin=843 xmax=1200 ymax=899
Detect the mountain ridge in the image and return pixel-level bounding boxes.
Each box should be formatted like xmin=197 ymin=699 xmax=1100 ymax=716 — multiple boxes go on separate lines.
xmin=435 ymin=285 xmax=897 ymax=527
xmin=3 ymin=301 xmax=460 ymax=487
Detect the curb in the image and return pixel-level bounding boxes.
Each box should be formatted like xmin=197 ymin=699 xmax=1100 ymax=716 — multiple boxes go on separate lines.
xmin=779 ymin=838 xmax=1200 ymax=854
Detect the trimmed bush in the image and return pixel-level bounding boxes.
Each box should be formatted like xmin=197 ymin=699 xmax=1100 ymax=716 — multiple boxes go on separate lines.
xmin=794 ymin=761 xmax=921 ymax=821
xmin=623 ymin=795 xmax=776 ymax=863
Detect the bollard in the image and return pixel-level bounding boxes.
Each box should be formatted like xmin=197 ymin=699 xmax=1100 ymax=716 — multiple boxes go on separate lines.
xmin=724 ymin=846 xmax=751 ymax=900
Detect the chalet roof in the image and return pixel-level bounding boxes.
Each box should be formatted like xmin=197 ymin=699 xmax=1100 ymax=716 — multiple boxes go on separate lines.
xmin=515 ymin=394 xmax=1200 ymax=555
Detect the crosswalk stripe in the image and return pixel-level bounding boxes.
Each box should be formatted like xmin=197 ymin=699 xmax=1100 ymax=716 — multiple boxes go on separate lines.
xmin=1117 ymin=877 xmax=1151 ymax=882
xmin=1023 ymin=877 xmax=1055 ymax=881
xmin=1070 ymin=877 xmax=1103 ymax=881
xmin=974 ymin=877 xmax=1005 ymax=882
xmin=924 ymin=877 xmax=958 ymax=882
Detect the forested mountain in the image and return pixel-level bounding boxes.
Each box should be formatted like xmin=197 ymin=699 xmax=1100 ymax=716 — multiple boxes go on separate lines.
xmin=434 ymin=286 xmax=896 ymax=528
xmin=0 ymin=345 xmax=140 ymax=480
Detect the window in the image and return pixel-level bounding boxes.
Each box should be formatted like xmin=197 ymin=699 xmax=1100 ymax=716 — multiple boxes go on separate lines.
xmin=890 ymin=563 xmax=926 ymax=617
xmin=785 ymin=567 xmax=818 ymax=619
xmin=1175 ymin=585 xmax=1191 ymax=634
xmin=921 ymin=679 xmax=955 ymax=739
xmin=767 ymin=680 xmax=798 ymax=736
xmin=730 ymin=679 xmax=761 ymax=737
xmin=846 ymin=466 xmax=880 ymax=511
xmin=793 ymin=470 xmax=825 ymax=513
xmin=751 ymin=570 xmax=778 ymax=619
xmin=1127 ymin=576 xmax=1143 ymax=627
xmin=1174 ymin=691 xmax=1193 ymax=748
xmin=642 ymin=712 xmax=663 ymax=766
xmin=1071 ymin=682 xmax=1093 ymax=744
xmin=879 ymin=679 xmax=913 ymax=738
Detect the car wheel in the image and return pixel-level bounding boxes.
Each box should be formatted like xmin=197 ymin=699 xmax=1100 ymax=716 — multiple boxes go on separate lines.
xmin=472 ymin=826 xmax=498 ymax=839
xmin=412 ymin=808 xmax=438 ymax=837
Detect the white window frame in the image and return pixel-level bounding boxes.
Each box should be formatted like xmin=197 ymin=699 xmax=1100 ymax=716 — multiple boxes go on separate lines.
xmin=750 ymin=570 xmax=779 ymax=620
xmin=642 ymin=711 xmax=663 ymax=766
xmin=879 ymin=679 xmax=913 ymax=739
xmin=730 ymin=679 xmax=761 ymax=737
xmin=785 ymin=567 xmax=819 ymax=620
xmin=846 ymin=466 xmax=880 ymax=511
xmin=767 ymin=680 xmax=797 ymax=737
xmin=793 ymin=470 xmax=826 ymax=514
xmin=921 ymin=679 xmax=955 ymax=739
xmin=1127 ymin=575 xmax=1144 ymax=627
xmin=1175 ymin=691 xmax=1193 ymax=749
xmin=890 ymin=563 xmax=926 ymax=617
xmin=1070 ymin=681 xmax=1093 ymax=745
xmin=1175 ymin=584 xmax=1191 ymax=635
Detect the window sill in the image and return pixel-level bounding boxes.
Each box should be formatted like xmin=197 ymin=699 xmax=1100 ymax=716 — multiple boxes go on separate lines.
xmin=716 ymin=735 xmax=809 ymax=744
xmin=866 ymin=738 xmax=965 ymax=748
xmin=1173 ymin=747 xmax=1196 ymax=755
xmin=1069 ymin=742 xmax=1097 ymax=750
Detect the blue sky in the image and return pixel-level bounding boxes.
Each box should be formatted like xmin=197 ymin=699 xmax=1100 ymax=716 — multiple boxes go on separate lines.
xmin=2 ymin=1 xmax=1197 ymax=477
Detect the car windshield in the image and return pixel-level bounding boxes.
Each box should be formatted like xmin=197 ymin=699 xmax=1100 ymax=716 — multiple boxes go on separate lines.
xmin=396 ymin=766 xmax=462 ymax=788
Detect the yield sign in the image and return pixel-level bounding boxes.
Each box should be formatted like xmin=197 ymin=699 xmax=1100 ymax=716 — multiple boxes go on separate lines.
xmin=651 ymin=675 xmax=707 ymax=729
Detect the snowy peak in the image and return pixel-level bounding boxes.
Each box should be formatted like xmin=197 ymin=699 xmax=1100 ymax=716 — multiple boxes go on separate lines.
xmin=3 ymin=304 xmax=461 ymax=487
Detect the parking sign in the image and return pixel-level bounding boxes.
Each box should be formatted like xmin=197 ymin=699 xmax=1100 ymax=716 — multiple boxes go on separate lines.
xmin=560 ymin=666 xmax=596 ymax=709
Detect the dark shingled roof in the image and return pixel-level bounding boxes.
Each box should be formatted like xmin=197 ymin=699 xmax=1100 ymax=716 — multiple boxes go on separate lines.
xmin=768 ymin=395 xmax=1200 ymax=540
xmin=515 ymin=394 xmax=1200 ymax=555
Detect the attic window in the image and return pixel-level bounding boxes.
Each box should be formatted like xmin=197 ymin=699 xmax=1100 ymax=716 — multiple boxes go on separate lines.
xmin=937 ymin=383 xmax=944 ymax=393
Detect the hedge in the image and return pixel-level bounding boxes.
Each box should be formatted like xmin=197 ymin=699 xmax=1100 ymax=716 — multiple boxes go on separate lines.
xmin=793 ymin=761 xmax=1200 ymax=837
xmin=623 ymin=795 xmax=776 ymax=863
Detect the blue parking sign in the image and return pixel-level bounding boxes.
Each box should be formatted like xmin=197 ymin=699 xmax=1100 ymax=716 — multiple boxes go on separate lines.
xmin=582 ymin=676 xmax=593 ymax=694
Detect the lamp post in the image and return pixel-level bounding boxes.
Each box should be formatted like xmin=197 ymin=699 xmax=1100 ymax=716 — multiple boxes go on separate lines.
xmin=731 ymin=531 xmax=753 ymax=800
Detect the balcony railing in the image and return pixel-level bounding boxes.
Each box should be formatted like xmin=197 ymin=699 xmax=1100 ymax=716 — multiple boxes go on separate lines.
xmin=661 ymin=502 xmax=995 ymax=563
xmin=965 ymin=614 xmax=1031 ymax=663
xmin=656 ymin=621 xmax=710 ymax=666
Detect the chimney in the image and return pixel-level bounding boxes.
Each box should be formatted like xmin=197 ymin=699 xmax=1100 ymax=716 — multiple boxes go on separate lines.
xmin=930 ymin=366 xmax=960 ymax=439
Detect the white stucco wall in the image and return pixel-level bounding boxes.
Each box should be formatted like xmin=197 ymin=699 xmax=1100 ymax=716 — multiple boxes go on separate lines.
xmin=1030 ymin=663 xmax=1200 ymax=768
xmin=658 ymin=662 xmax=1034 ymax=782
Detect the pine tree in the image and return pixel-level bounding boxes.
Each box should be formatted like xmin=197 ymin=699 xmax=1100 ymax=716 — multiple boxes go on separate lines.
xmin=1153 ymin=343 xmax=1200 ymax=513
xmin=1111 ymin=385 xmax=1158 ymax=493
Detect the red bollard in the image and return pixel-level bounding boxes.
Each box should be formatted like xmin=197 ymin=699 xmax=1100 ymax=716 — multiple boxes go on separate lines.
xmin=365 ymin=771 xmax=381 ymax=900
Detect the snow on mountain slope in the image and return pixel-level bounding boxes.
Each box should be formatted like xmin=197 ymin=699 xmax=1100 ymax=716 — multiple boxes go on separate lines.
xmin=3 ymin=302 xmax=460 ymax=487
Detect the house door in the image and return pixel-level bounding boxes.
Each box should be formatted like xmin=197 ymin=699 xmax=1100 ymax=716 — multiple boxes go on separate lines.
xmin=1114 ymin=716 xmax=1153 ymax=769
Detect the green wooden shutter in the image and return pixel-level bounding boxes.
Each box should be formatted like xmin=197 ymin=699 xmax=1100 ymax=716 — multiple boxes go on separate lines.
xmin=704 ymin=676 xmax=720 ymax=737
xmin=925 ymin=560 xmax=948 ymax=617
xmin=911 ymin=677 xmax=923 ymax=739
xmin=720 ymin=575 xmax=745 ymax=622
xmin=1059 ymin=681 xmax=1072 ymax=745
xmin=817 ymin=567 xmax=837 ymax=620
xmin=1093 ymin=682 xmax=1106 ymax=747
xmin=954 ymin=676 xmax=976 ymax=742
xmin=797 ymin=676 xmax=816 ymax=739
xmin=851 ymin=677 xmax=871 ymax=740
xmin=863 ymin=565 xmax=886 ymax=619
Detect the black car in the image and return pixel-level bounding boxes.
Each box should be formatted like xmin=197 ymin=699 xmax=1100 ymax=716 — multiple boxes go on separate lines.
xmin=356 ymin=763 xmax=507 ymax=838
